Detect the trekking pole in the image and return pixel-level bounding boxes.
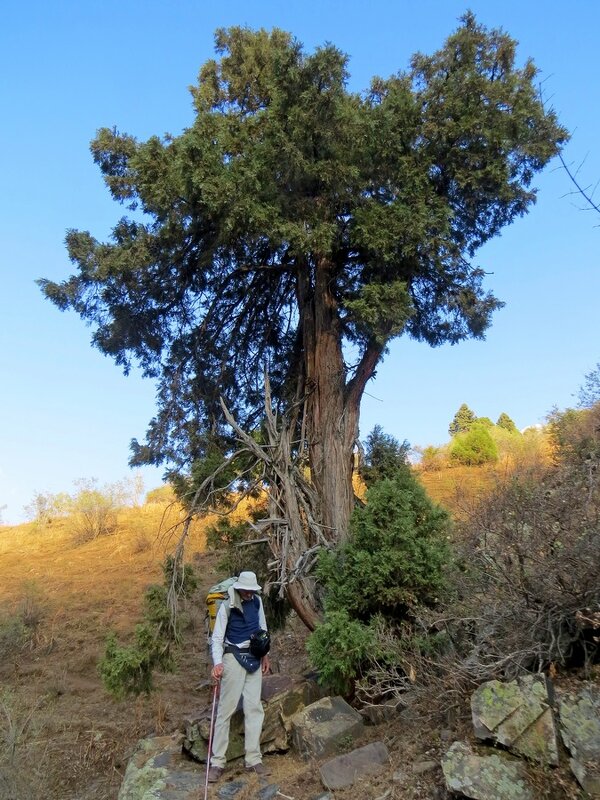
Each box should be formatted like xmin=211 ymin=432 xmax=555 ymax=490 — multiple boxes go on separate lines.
xmin=203 ymin=680 xmax=219 ymax=800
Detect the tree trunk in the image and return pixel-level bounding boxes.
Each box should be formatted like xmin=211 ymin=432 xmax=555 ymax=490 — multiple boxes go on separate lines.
xmin=301 ymin=257 xmax=360 ymax=544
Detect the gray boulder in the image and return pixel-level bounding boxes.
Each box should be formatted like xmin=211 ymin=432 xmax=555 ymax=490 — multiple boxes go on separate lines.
xmin=319 ymin=741 xmax=389 ymax=790
xmin=117 ymin=733 xmax=199 ymax=800
xmin=471 ymin=675 xmax=558 ymax=765
xmin=290 ymin=695 xmax=364 ymax=760
xmin=442 ymin=741 xmax=534 ymax=800
xmin=557 ymin=684 xmax=600 ymax=796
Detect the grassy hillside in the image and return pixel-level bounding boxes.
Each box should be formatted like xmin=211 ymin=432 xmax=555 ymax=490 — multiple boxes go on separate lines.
xmin=418 ymin=462 xmax=510 ymax=518
xmin=0 ymin=498 xmax=219 ymax=800
xmin=0 ymin=460 xmax=548 ymax=799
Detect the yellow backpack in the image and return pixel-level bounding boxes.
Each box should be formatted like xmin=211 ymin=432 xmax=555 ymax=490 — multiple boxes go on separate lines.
xmin=205 ymin=576 xmax=237 ymax=640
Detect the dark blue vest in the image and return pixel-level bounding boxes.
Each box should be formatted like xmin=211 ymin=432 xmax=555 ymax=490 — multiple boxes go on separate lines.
xmin=226 ymin=595 xmax=260 ymax=645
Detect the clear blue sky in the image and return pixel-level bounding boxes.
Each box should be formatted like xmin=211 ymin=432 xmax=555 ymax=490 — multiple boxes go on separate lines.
xmin=1 ymin=0 xmax=598 ymax=524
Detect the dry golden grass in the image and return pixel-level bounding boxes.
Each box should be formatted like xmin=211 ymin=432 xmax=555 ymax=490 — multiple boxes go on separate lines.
xmin=0 ymin=495 xmax=221 ymax=800
xmin=417 ymin=462 xmax=509 ymax=519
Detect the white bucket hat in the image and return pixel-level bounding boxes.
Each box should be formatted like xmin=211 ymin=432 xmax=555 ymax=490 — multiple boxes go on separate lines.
xmin=233 ymin=571 xmax=261 ymax=592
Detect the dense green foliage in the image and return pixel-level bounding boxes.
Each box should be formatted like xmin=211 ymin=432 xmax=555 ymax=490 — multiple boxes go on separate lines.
xmin=496 ymin=411 xmax=517 ymax=432
xmin=307 ymin=469 xmax=451 ymax=692
xmin=99 ymin=624 xmax=172 ymax=700
xmin=38 ymin=17 xmax=567 ymax=543
xmin=448 ymin=403 xmax=477 ymax=436
xmin=359 ymin=425 xmax=410 ymax=487
xmin=319 ymin=472 xmax=451 ymax=615
xmin=449 ymin=422 xmax=499 ymax=465
xmin=306 ymin=610 xmax=376 ymax=694
xmin=98 ymin=557 xmax=197 ymax=698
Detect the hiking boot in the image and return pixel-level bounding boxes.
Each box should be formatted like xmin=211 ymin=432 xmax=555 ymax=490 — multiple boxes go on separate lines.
xmin=245 ymin=762 xmax=271 ymax=776
xmin=207 ymin=766 xmax=223 ymax=783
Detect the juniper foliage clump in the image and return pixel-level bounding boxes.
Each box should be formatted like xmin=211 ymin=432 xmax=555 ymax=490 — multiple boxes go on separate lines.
xmin=308 ymin=469 xmax=451 ymax=692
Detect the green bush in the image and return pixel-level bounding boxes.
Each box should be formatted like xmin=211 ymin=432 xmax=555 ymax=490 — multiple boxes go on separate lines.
xmin=449 ymin=423 xmax=498 ymax=465
xmin=306 ymin=610 xmax=376 ymax=695
xmin=318 ymin=471 xmax=451 ymax=618
xmin=99 ymin=557 xmax=197 ymax=698
xmin=359 ymin=425 xmax=410 ymax=488
xmin=99 ymin=624 xmax=173 ymax=700
xmin=307 ymin=469 xmax=451 ymax=692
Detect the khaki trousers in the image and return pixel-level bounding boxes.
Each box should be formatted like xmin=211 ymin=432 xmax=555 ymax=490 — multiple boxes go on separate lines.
xmin=210 ymin=652 xmax=264 ymax=768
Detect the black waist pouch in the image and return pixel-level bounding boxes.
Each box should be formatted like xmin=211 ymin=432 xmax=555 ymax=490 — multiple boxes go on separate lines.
xmin=225 ymin=644 xmax=261 ymax=673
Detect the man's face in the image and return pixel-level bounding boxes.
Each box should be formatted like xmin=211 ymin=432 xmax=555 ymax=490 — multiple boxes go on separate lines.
xmin=239 ymin=589 xmax=255 ymax=602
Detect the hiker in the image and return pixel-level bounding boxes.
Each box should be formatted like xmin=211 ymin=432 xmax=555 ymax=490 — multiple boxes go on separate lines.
xmin=207 ymin=571 xmax=271 ymax=783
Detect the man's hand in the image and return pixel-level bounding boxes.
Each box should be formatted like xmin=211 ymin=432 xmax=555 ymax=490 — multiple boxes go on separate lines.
xmin=261 ymin=654 xmax=271 ymax=675
xmin=212 ymin=663 xmax=224 ymax=681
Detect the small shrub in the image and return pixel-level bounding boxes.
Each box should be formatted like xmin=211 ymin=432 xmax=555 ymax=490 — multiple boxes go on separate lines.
xmin=417 ymin=444 xmax=448 ymax=472
xmin=450 ymin=423 xmax=498 ymax=465
xmin=306 ymin=611 xmax=376 ymax=695
xmin=0 ymin=688 xmax=47 ymax=799
xmin=98 ymin=556 xmax=197 ymax=698
xmin=0 ymin=582 xmax=47 ymax=658
xmin=69 ymin=478 xmax=121 ymax=541
xmin=24 ymin=491 xmax=69 ymax=528
xmin=99 ymin=624 xmax=173 ymax=700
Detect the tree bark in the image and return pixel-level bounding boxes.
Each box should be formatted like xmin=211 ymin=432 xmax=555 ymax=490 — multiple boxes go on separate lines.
xmin=301 ymin=257 xmax=361 ymax=543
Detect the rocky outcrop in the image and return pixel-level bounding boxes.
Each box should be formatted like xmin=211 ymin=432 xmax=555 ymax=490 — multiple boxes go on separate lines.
xmin=442 ymin=741 xmax=533 ymax=800
xmin=290 ymin=695 xmax=365 ymax=759
xmin=471 ymin=675 xmax=558 ymax=765
xmin=442 ymin=677 xmax=600 ymax=798
xmin=557 ymin=684 xmax=600 ymax=796
xmin=116 ymin=675 xmax=600 ymax=800
xmin=183 ymin=673 xmax=323 ymax=763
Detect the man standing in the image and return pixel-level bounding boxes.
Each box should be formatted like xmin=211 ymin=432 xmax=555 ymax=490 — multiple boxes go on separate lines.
xmin=207 ymin=571 xmax=271 ymax=782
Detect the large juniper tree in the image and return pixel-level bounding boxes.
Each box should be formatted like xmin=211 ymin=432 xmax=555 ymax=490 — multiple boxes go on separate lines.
xmin=40 ymin=16 xmax=567 ymax=626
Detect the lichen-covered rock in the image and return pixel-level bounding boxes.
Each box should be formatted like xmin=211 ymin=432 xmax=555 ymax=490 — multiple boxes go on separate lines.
xmin=319 ymin=741 xmax=389 ymax=790
xmin=471 ymin=676 xmax=558 ymax=765
xmin=290 ymin=696 xmax=364 ymax=760
xmin=442 ymin=741 xmax=534 ymax=800
xmin=558 ymin=685 xmax=600 ymax=796
xmin=117 ymin=733 xmax=199 ymax=800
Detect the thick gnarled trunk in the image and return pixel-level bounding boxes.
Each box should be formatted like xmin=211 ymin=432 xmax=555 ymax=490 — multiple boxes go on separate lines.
xmin=301 ymin=257 xmax=361 ymax=543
